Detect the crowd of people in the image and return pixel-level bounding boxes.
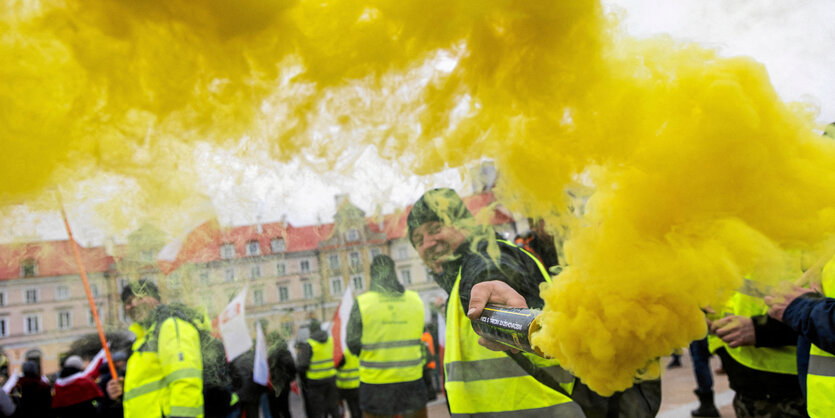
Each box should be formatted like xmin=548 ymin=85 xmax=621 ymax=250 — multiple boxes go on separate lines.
xmin=3 ymin=187 xmax=835 ymax=418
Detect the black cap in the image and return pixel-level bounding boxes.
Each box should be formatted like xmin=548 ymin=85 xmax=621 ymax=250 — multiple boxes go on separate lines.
xmin=406 ymin=188 xmax=472 ymax=247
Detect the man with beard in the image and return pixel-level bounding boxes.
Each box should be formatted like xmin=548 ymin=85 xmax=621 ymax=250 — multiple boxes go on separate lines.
xmin=406 ymin=188 xmax=584 ymax=417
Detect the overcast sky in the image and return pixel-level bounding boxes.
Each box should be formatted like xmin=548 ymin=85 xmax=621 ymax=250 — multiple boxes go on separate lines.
xmin=3 ymin=0 xmax=833 ymax=246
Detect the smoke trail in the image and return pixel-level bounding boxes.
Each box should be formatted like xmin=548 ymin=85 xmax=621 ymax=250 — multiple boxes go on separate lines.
xmin=4 ymin=0 xmax=835 ymax=394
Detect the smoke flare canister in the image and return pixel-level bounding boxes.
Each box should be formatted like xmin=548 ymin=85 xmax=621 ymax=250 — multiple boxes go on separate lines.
xmin=472 ymin=305 xmax=547 ymax=356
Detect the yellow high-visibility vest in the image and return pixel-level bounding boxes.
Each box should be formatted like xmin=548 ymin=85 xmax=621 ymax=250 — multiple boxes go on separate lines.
xmin=306 ymin=337 xmax=337 ymax=380
xmin=807 ymin=257 xmax=835 ymax=417
xmin=123 ymin=318 xmax=204 ymax=418
xmin=710 ymin=285 xmax=797 ymax=375
xmin=337 ymin=349 xmax=360 ymax=389
xmin=443 ymin=240 xmax=583 ymax=417
xmin=356 ymin=289 xmax=425 ymax=384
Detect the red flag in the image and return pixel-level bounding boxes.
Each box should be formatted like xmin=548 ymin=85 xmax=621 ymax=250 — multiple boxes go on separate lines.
xmin=158 ymin=218 xmax=221 ymax=275
xmin=331 ymin=284 xmax=355 ymax=366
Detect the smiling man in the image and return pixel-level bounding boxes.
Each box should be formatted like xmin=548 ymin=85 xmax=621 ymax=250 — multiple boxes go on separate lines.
xmin=406 ymin=188 xmax=583 ymax=417
xmin=106 ymin=280 xmax=205 ymax=418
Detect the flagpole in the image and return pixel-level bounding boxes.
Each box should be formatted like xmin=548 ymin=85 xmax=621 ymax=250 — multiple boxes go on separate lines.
xmin=58 ymin=204 xmax=119 ymax=381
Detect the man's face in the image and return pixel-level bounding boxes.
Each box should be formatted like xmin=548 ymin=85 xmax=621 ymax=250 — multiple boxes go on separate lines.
xmin=124 ymin=294 xmax=159 ymax=323
xmin=411 ymin=221 xmax=466 ymax=273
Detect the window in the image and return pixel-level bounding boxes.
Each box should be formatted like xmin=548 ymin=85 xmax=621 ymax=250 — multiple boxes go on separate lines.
xmin=119 ymin=306 xmax=128 ymax=323
xmin=370 ymin=248 xmax=381 ymax=259
xmin=329 ymin=254 xmax=340 ymax=270
xmin=199 ymin=271 xmax=210 ymax=285
xmin=246 ymin=240 xmax=260 ymax=256
xmin=397 ymin=246 xmax=409 ymax=260
xmin=118 ymin=278 xmax=129 ymax=293
xmin=58 ymin=311 xmax=72 ymax=330
xmin=0 ymin=318 xmax=7 ymax=338
xmin=281 ymin=321 xmax=294 ymax=337
xmin=271 ymin=238 xmax=286 ymax=253
xmin=0 ymin=291 xmax=6 ymax=307
xmin=250 ymin=264 xmax=261 ymax=279
xmin=24 ymin=288 xmax=39 ymax=304
xmin=276 ymin=263 xmax=286 ymax=276
xmin=303 ymin=282 xmax=314 ymax=299
xmin=24 ymin=315 xmax=41 ymax=334
xmin=220 ymin=243 xmax=236 ymax=259
xmin=253 ymin=289 xmax=264 ymax=306
xmin=20 ymin=259 xmax=37 ymax=278
xmin=346 ymin=229 xmax=360 ymax=242
xmin=330 ymin=277 xmax=343 ymax=295
xmin=90 ymin=284 xmax=99 ymax=298
xmin=300 ymin=260 xmax=310 ymax=273
xmin=399 ymin=269 xmax=412 ymax=285
xmin=141 ymin=250 xmax=154 ymax=262
xmin=351 ymin=275 xmax=364 ymax=291
xmin=20 ymin=258 xmax=38 ymax=277
xmin=224 ymin=268 xmax=235 ymax=282
xmin=278 ymin=285 xmax=289 ymax=302
xmin=88 ymin=310 xmax=96 ymax=326
xmin=350 ymin=252 xmax=361 ymax=269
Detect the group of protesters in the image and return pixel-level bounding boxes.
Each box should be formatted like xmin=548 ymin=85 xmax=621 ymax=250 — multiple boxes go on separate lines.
xmin=5 ymin=187 xmax=835 ymax=418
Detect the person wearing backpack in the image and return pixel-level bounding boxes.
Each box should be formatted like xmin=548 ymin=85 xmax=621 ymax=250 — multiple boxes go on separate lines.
xmin=106 ymin=280 xmax=204 ymax=418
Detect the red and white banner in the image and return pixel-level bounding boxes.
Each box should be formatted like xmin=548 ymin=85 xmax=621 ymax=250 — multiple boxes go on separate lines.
xmin=55 ymin=348 xmax=107 ymax=387
xmin=331 ymin=284 xmax=354 ymax=366
xmin=219 ymin=287 xmax=252 ymax=361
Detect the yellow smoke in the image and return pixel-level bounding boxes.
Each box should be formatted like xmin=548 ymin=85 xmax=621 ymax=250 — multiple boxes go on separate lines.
xmin=4 ymin=0 xmax=835 ymax=394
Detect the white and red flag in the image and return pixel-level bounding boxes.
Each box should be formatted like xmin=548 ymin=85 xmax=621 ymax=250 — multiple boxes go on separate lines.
xmin=331 ymin=284 xmax=354 ymax=366
xmin=219 ymin=287 xmax=253 ymax=361
xmin=157 ymin=218 xmax=221 ymax=275
xmin=52 ymin=348 xmax=109 ymax=408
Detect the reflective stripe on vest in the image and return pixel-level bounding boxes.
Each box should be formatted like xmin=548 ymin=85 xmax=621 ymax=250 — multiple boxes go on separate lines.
xmin=807 ymin=257 xmax=835 ymax=417
xmin=444 ymin=241 xmax=582 ymax=417
xmin=717 ymin=289 xmax=797 ymax=375
xmin=307 ymin=337 xmax=336 ymax=380
xmin=337 ymin=350 xmax=360 ymax=389
xmin=123 ymin=319 xmax=204 ymax=418
xmin=357 ymin=290 xmax=425 ymax=384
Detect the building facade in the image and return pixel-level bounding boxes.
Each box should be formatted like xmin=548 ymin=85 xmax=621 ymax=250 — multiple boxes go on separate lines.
xmin=0 ymin=191 xmax=520 ymax=374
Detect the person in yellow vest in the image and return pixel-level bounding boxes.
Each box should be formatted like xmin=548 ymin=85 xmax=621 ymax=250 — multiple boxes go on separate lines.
xmin=105 ymin=279 xmax=204 ymax=418
xmin=708 ymin=276 xmax=803 ymax=417
xmin=406 ymin=188 xmax=585 ymax=417
xmin=767 ymin=256 xmax=835 ymax=418
xmin=295 ymin=319 xmax=340 ymax=418
xmin=336 ymin=349 xmax=361 ymax=418
xmin=346 ymin=254 xmax=428 ymax=417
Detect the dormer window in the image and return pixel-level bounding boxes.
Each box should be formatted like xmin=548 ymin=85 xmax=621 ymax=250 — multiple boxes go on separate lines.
xmin=271 ymin=238 xmax=286 ymax=253
xmin=246 ymin=240 xmax=260 ymax=256
xmin=220 ymin=244 xmax=235 ymax=259
xmin=20 ymin=259 xmax=37 ymax=278
xmin=346 ymin=229 xmax=360 ymax=242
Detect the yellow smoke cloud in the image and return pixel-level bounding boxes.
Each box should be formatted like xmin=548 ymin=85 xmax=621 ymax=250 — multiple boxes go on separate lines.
xmin=4 ymin=0 xmax=835 ymax=394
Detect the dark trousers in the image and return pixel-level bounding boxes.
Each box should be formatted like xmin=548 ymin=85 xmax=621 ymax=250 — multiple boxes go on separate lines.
xmin=306 ymin=378 xmax=340 ymax=418
xmin=689 ymin=337 xmax=713 ymax=393
xmin=338 ymin=387 xmax=361 ymax=418
xmin=268 ymin=385 xmax=292 ymax=418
